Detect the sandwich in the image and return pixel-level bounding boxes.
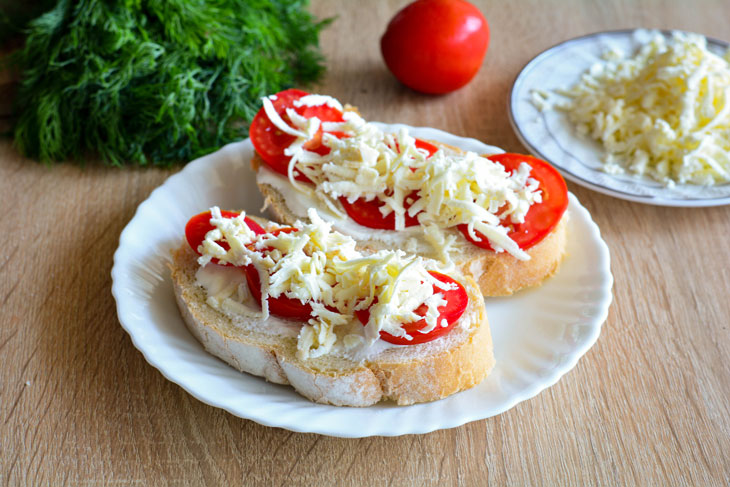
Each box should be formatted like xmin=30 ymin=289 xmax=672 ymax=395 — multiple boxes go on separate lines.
xmin=250 ymin=89 xmax=569 ymax=296
xmin=170 ymin=207 xmax=494 ymax=406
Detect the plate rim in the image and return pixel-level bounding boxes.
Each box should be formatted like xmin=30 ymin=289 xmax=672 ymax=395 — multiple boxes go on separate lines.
xmin=111 ymin=126 xmax=613 ymax=437
xmin=508 ymin=28 xmax=730 ymax=207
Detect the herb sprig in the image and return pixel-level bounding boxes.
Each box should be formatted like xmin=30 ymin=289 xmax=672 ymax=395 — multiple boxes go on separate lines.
xmin=8 ymin=0 xmax=330 ymax=165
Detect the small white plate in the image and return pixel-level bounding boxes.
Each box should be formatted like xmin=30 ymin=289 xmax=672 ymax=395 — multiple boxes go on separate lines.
xmin=111 ymin=125 xmax=613 ymax=438
xmin=509 ymin=29 xmax=730 ymax=207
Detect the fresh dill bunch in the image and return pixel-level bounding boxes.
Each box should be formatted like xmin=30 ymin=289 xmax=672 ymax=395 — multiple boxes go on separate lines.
xmin=9 ymin=0 xmax=331 ymax=165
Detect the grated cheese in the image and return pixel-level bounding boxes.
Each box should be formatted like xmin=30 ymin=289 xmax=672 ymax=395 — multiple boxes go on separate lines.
xmin=197 ymin=207 xmax=461 ymax=359
xmin=262 ymin=96 xmax=544 ymax=261
xmin=556 ymin=30 xmax=730 ymax=187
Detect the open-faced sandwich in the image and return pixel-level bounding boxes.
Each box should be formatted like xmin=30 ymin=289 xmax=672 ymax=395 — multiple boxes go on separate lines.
xmin=170 ymin=207 xmax=494 ymax=406
xmin=250 ymin=89 xmax=569 ymax=296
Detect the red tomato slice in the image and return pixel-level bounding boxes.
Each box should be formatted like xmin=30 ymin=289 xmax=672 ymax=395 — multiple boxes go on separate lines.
xmin=457 ymin=153 xmax=567 ymax=251
xmin=339 ymin=190 xmax=422 ymax=230
xmin=355 ymin=271 xmax=468 ymax=345
xmin=185 ymin=210 xmax=266 ymax=265
xmin=249 ymin=89 xmax=345 ymax=182
xmin=242 ymin=226 xmax=314 ymax=321
xmin=339 ymin=138 xmax=436 ymax=230
xmin=414 ymin=138 xmax=438 ymax=156
xmin=243 ymin=263 xmax=314 ymax=322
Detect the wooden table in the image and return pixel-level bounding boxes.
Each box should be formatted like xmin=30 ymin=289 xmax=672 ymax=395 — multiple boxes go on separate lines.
xmin=2 ymin=0 xmax=729 ymax=484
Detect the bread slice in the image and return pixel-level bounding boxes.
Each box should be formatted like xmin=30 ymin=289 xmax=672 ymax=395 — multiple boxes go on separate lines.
xmin=253 ymin=152 xmax=568 ymax=297
xmin=170 ymin=243 xmax=495 ymax=407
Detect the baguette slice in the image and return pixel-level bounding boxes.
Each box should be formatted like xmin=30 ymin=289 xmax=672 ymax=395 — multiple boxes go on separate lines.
xmin=253 ymin=151 xmax=568 ymax=297
xmin=170 ymin=243 xmax=495 ymax=407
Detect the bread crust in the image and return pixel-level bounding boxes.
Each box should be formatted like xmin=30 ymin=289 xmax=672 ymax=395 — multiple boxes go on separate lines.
xmin=460 ymin=214 xmax=567 ymax=296
xmin=170 ymin=244 xmax=494 ymax=407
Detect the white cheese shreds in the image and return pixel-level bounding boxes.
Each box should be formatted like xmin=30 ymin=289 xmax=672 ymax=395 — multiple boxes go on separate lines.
xmin=195 ymin=208 xmax=464 ymax=360
xmin=557 ymin=30 xmax=730 ymax=186
xmin=197 ymin=206 xmax=258 ymax=267
xmin=293 ymin=94 xmax=344 ymax=112
xmin=260 ymin=95 xmax=543 ymax=261
xmin=262 ymin=97 xmax=306 ymax=138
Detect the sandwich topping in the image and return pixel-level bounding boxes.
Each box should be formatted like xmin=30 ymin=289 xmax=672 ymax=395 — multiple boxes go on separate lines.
xmin=250 ymin=89 xmax=568 ymax=263
xmin=185 ymin=207 xmax=470 ymax=359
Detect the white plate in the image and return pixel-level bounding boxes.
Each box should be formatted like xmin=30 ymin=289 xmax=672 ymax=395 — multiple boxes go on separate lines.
xmin=111 ymin=125 xmax=613 ymax=438
xmin=509 ymin=29 xmax=730 ymax=207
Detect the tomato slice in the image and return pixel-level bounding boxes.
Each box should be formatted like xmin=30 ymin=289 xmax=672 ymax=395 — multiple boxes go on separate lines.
xmin=241 ymin=226 xmax=314 ymax=321
xmin=185 ymin=210 xmax=266 ymax=264
xmin=249 ymin=89 xmax=345 ymax=182
xmin=339 ymin=138 xmax=436 ymax=230
xmin=458 ymin=153 xmax=568 ymax=251
xmin=355 ymin=271 xmax=468 ymax=345
xmin=414 ymin=138 xmax=438 ymax=157
xmin=243 ymin=263 xmax=314 ymax=322
xmin=339 ymin=190 xmax=422 ymax=230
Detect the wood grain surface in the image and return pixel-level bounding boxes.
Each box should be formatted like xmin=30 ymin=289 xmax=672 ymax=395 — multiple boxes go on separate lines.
xmin=2 ymin=0 xmax=730 ymax=485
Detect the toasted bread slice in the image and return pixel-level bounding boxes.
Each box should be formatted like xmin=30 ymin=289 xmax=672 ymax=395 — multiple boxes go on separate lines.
xmin=170 ymin=243 xmax=494 ymax=407
xmin=253 ymin=151 xmax=568 ymax=297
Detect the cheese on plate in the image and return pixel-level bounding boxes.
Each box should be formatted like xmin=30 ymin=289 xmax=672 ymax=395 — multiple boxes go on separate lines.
xmin=554 ymin=30 xmax=730 ymax=187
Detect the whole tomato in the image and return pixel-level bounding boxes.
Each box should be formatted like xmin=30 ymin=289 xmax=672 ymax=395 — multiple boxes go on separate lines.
xmin=380 ymin=0 xmax=489 ymax=94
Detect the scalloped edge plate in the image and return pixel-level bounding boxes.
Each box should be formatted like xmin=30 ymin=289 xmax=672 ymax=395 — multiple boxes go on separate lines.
xmin=111 ymin=125 xmax=613 ymax=437
xmin=509 ymin=29 xmax=730 ymax=207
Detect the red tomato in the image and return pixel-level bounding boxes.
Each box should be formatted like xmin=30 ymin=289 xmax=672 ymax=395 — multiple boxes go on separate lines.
xmin=185 ymin=210 xmax=265 ymax=264
xmin=244 ymin=263 xmax=314 ymax=322
xmin=249 ymin=89 xmax=345 ymax=181
xmin=339 ymin=138 xmax=437 ymax=230
xmin=414 ymin=138 xmax=439 ymax=156
xmin=458 ymin=153 xmax=568 ymax=251
xmin=355 ymin=271 xmax=468 ymax=345
xmin=380 ymin=0 xmax=489 ymax=94
xmin=339 ymin=190 xmax=421 ymax=230
xmin=242 ymin=226 xmax=315 ymax=321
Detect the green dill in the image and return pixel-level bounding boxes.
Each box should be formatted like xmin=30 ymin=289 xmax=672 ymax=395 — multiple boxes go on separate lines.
xmin=7 ymin=0 xmax=331 ymax=165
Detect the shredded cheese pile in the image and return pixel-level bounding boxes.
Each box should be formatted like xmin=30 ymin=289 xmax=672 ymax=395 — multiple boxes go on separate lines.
xmin=556 ymin=30 xmax=730 ymax=186
xmin=197 ymin=207 xmax=458 ymax=359
xmin=262 ymin=95 xmax=543 ymax=261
